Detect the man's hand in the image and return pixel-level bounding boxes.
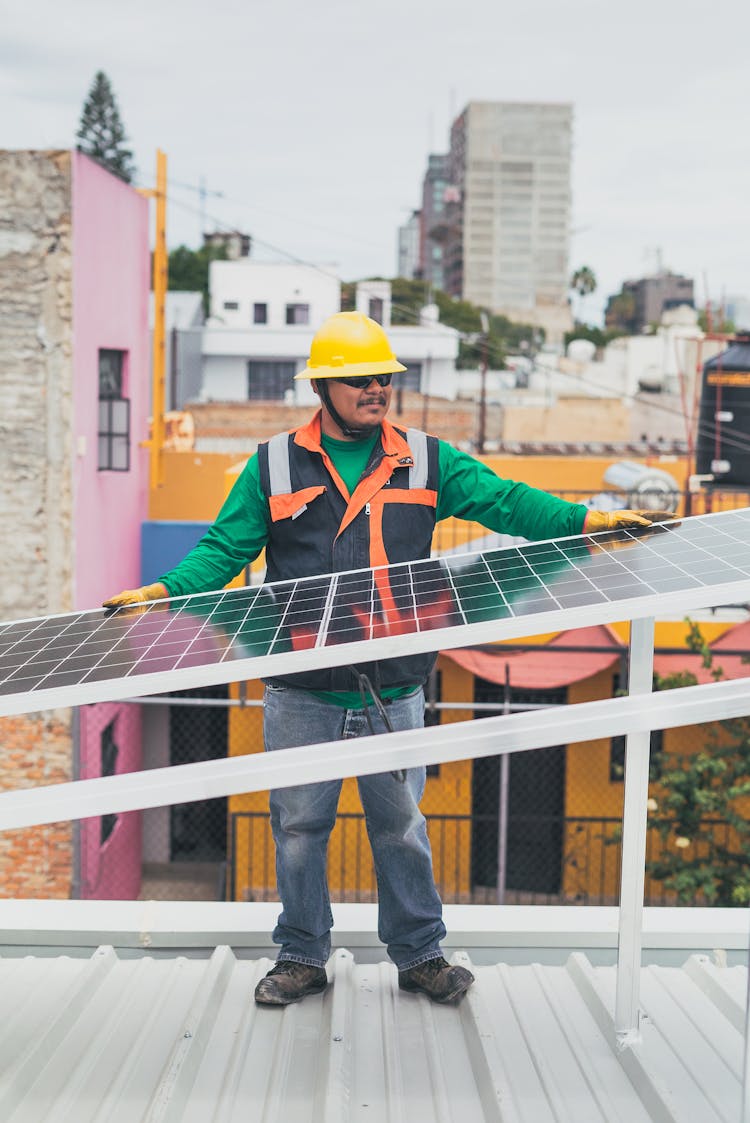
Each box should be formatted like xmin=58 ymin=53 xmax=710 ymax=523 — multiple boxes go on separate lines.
xmin=583 ymin=509 xmax=674 ymax=533
xmin=102 ymin=582 xmax=169 ymax=610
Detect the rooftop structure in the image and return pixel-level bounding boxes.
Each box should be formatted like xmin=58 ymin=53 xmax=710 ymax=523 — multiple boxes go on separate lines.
xmin=0 ymin=516 xmax=750 ymax=1115
xmin=0 ymin=900 xmax=746 ymax=1121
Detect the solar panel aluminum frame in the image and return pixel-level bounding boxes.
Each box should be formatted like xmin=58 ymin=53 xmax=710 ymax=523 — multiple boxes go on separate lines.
xmin=1 ymin=512 xmax=750 ymax=718
xmin=0 ymin=672 xmax=749 ymax=833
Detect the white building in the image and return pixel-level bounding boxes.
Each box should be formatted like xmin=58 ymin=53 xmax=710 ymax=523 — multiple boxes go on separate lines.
xmin=200 ymin=262 xmax=460 ymax=404
xmin=532 ymin=305 xmax=713 ymax=403
xmin=495 ymin=306 xmax=729 ymax=446
xmin=150 ymin=291 xmax=204 ymax=409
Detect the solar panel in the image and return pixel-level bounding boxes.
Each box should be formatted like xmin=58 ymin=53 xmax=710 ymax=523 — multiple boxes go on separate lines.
xmin=2 ymin=509 xmax=750 ymax=717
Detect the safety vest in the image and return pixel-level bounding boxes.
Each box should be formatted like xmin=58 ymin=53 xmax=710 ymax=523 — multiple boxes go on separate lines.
xmin=257 ymin=412 xmax=442 ymax=693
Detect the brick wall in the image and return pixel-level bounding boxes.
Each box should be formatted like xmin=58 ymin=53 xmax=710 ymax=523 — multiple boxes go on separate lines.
xmin=0 ymin=150 xmax=74 ymax=622
xmin=187 ymin=391 xmax=502 ymax=450
xmin=0 ymin=151 xmax=75 ymax=897
xmin=0 ymin=713 xmax=73 ymax=897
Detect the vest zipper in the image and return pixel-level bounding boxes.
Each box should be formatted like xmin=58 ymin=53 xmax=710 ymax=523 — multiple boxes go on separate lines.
xmin=365 ymin=503 xmax=370 ymax=515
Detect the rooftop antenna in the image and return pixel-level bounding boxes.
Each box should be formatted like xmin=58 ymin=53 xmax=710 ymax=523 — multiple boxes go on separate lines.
xmin=449 ymin=85 xmax=457 ymax=126
xmin=643 ymin=245 xmax=664 ymax=275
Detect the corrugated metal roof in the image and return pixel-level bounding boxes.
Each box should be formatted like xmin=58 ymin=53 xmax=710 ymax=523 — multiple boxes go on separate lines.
xmin=0 ymin=944 xmax=745 ymax=1122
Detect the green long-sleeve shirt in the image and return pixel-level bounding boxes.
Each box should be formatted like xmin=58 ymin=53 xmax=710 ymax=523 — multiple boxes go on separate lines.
xmin=160 ymin=434 xmax=586 ymax=598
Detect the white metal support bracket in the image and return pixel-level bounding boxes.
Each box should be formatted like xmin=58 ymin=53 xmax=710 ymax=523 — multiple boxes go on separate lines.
xmin=615 ymin=616 xmax=655 ymax=1046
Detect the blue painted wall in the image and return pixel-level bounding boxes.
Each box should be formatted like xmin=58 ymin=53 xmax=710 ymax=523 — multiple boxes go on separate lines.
xmin=140 ymin=520 xmax=211 ymax=584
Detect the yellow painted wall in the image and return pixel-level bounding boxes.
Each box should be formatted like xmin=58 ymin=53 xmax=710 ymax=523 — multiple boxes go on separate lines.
xmin=149 ymin=450 xmax=249 ymax=521
xmin=226 ymin=654 xmax=476 ymax=902
xmin=148 ymin=447 xmax=746 ymax=902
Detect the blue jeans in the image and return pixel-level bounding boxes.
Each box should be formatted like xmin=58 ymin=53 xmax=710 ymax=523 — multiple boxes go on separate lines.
xmin=263 ymin=682 xmax=446 ymax=970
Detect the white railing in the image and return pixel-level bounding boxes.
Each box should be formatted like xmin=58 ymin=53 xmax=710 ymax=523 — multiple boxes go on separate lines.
xmin=1 ymin=616 xmax=749 ymax=1116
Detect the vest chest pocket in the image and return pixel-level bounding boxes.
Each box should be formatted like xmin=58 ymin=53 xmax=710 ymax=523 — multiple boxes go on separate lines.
xmin=268 ymin=485 xmax=327 ymax=523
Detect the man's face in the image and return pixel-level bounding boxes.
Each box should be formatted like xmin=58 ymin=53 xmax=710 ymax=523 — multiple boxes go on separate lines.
xmin=316 ymin=376 xmax=392 ymax=436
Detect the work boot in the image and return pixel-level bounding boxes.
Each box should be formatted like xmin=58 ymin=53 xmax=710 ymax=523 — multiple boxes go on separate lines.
xmin=398 ymin=956 xmax=474 ymax=1004
xmin=254 ymin=960 xmax=328 ymax=1006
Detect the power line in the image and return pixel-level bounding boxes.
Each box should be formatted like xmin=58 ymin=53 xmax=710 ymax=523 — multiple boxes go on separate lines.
xmin=164 ymin=192 xmax=750 ymax=457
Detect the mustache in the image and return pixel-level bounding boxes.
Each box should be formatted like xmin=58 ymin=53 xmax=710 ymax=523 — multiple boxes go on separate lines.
xmin=358 ymin=395 xmax=387 ymax=406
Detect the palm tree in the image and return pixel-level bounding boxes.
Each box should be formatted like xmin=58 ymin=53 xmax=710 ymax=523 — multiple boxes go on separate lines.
xmin=570 ymin=265 xmax=597 ymax=298
xmin=569 ymin=265 xmax=597 ymax=326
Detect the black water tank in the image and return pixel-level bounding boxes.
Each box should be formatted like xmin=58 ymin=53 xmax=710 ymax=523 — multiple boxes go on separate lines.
xmin=695 ymin=334 xmax=750 ymax=486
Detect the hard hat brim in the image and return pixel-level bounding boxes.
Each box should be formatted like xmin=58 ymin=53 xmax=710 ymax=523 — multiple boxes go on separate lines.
xmin=295 ymin=358 xmax=408 ymax=380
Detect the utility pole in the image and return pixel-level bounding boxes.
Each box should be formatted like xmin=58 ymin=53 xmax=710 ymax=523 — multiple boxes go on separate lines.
xmin=477 ymin=311 xmax=489 ymax=454
xmin=138 ymin=149 xmax=168 ymax=493
xmin=421 ymin=352 xmax=432 ymax=432
xmin=170 ymin=176 xmax=224 ymax=242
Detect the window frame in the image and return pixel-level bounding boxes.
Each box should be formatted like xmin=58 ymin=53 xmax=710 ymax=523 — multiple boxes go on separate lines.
xmin=97 ymin=349 xmax=130 ymax=472
xmin=247 ymin=359 xmax=297 ymax=401
xmin=285 ymin=303 xmax=310 ymax=326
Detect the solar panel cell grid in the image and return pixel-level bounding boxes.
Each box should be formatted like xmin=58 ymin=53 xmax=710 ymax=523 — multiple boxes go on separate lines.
xmin=2 ymin=510 xmax=750 ymax=716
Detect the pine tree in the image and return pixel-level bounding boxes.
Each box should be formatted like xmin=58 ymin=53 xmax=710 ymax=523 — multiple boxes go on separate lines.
xmin=76 ymin=71 xmax=135 ymax=184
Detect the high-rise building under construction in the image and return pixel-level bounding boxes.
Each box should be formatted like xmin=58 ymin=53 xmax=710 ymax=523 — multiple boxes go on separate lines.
xmin=422 ymin=101 xmax=573 ymax=341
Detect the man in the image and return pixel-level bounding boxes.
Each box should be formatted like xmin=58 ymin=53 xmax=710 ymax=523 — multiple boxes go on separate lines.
xmin=105 ymin=311 xmax=664 ymax=1006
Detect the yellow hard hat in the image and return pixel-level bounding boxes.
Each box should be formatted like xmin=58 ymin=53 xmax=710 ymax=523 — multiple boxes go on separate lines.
xmin=295 ymin=311 xmax=407 ymax=380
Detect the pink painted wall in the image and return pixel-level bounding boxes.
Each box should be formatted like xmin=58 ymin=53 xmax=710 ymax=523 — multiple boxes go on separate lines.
xmin=77 ymin=703 xmax=142 ymax=900
xmin=71 ymin=150 xmax=150 ymax=609
xmin=72 ymin=152 xmax=150 ymax=899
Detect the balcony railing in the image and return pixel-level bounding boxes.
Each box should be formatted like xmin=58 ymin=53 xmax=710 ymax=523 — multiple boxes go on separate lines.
xmin=227 ymin=811 xmax=739 ymax=908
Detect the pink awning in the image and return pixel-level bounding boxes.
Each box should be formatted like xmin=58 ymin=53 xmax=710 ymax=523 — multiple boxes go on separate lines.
xmin=441 ymin=624 xmax=622 ymax=689
xmin=653 ymin=619 xmax=750 ymax=684
xmin=441 ymin=620 xmax=750 ymax=690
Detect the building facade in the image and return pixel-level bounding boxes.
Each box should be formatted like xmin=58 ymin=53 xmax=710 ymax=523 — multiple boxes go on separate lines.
xmin=396 ymin=209 xmax=421 ymax=279
xmin=201 ymin=263 xmax=460 ymax=404
xmin=0 ymin=149 xmax=151 ymax=900
xmin=605 ymin=272 xmax=695 ymax=334
xmin=418 ymin=153 xmax=451 ymax=290
xmin=413 ymin=102 xmax=574 ymax=341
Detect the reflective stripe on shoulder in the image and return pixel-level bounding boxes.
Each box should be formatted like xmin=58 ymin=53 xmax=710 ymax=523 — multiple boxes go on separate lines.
xmin=405 ymin=429 xmax=429 ymax=490
xmin=267 ymin=432 xmax=292 ymax=496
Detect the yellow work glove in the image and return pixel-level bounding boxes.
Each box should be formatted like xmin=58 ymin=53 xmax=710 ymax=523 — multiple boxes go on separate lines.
xmin=102 ymin=582 xmax=169 ymax=610
xmin=583 ymin=509 xmax=674 ymax=533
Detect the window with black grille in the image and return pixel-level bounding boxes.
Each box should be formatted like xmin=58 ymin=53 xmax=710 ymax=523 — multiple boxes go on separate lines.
xmin=98 ymin=349 xmax=130 ymax=471
xmin=398 ymin=364 xmax=421 ymax=392
xmin=100 ymin=719 xmax=119 ymax=844
xmin=247 ymin=360 xmax=296 ymax=400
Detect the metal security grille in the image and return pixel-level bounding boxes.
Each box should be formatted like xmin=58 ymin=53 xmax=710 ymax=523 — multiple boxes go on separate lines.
xmin=471 ymin=680 xmax=566 ymax=897
xmin=247 ymin=360 xmax=296 ymax=400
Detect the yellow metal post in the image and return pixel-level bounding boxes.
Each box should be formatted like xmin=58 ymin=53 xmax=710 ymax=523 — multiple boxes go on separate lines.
xmin=150 ymin=149 xmax=168 ymax=491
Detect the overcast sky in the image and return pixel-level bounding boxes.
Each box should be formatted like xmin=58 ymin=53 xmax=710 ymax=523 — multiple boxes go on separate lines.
xmin=3 ymin=0 xmax=749 ymax=324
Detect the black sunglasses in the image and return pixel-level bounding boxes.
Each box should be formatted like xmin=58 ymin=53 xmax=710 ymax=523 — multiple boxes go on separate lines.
xmin=332 ymin=373 xmax=393 ymax=389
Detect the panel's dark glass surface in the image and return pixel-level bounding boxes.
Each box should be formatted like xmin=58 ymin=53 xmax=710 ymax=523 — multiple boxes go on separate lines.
xmin=2 ymin=510 xmax=750 ymax=707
